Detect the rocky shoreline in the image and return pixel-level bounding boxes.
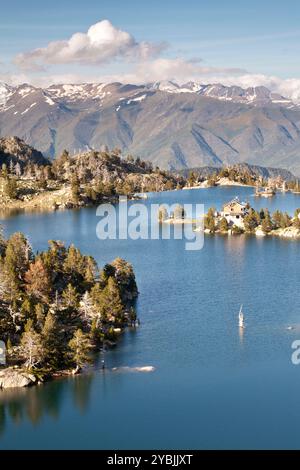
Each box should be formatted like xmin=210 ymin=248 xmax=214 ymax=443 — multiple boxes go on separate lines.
xmin=200 ymin=225 xmax=300 ymax=239
xmin=0 ymin=183 xmax=119 ymax=214
xmin=0 ymin=367 xmax=39 ymax=389
xmin=0 ymin=366 xmax=83 ymax=389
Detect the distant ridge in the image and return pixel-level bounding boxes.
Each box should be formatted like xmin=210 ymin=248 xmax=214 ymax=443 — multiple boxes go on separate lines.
xmin=176 ymin=163 xmax=297 ymax=182
xmin=1 ymin=81 xmax=300 ymax=174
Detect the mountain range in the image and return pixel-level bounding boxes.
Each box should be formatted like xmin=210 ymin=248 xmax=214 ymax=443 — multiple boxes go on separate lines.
xmin=1 ymin=80 xmax=300 ymax=174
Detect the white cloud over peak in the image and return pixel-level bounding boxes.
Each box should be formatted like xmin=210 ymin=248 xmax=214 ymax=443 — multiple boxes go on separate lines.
xmin=6 ymin=19 xmax=300 ymax=103
xmin=128 ymin=57 xmax=246 ymax=82
xmin=14 ymin=19 xmax=165 ymax=71
xmin=4 ymin=61 xmax=300 ymax=104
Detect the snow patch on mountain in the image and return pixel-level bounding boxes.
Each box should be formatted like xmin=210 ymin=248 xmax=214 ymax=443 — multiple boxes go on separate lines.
xmin=0 ymin=83 xmax=13 ymax=106
xmin=127 ymin=94 xmax=147 ymax=104
xmin=21 ymin=102 xmax=36 ymax=115
xmin=44 ymin=95 xmax=55 ymax=106
xmin=147 ymin=81 xmax=294 ymax=106
xmin=45 ymin=83 xmax=112 ymax=103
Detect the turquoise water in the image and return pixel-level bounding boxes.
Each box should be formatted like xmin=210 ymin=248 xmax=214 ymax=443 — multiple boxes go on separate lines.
xmin=1 ymin=186 xmax=300 ymax=449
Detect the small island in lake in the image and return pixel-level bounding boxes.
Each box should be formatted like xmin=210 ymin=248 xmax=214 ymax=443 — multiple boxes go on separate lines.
xmin=202 ymin=198 xmax=300 ymax=238
xmin=0 ymin=228 xmax=138 ymax=388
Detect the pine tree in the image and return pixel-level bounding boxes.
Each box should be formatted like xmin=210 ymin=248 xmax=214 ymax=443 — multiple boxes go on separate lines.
xmin=98 ymin=277 xmax=124 ymax=324
xmin=204 ymin=207 xmax=216 ymax=232
xmin=68 ymin=329 xmax=92 ymax=372
xmin=4 ymin=177 xmax=17 ymax=199
xmin=20 ymin=320 xmax=44 ymax=369
xmin=35 ymin=303 xmax=45 ymax=330
xmin=62 ymin=283 xmax=79 ymax=309
xmin=41 ymin=312 xmax=63 ymax=370
xmin=293 ymin=209 xmax=300 ymax=229
xmin=1 ymin=163 xmax=8 ymax=178
xmin=219 ymin=217 xmax=229 ymax=232
xmin=261 ymin=209 xmax=273 ymax=234
xmin=110 ymin=258 xmax=138 ymax=303
xmin=3 ymin=233 xmax=32 ymax=298
xmin=280 ymin=212 xmax=292 ymax=229
xmin=15 ymin=163 xmax=22 ymax=178
xmin=272 ymin=210 xmax=283 ymax=229
xmin=71 ymin=175 xmax=80 ymax=204
xmin=20 ymin=298 xmax=32 ymax=324
xmin=9 ymin=159 xmax=14 ymax=175
xmin=158 ymin=205 xmax=168 ymax=222
xmin=25 ymin=258 xmax=51 ymax=301
xmin=79 ymin=291 xmax=96 ymax=324
xmin=128 ymin=307 xmax=137 ymax=326
xmin=84 ymin=256 xmax=97 ymax=286
xmin=243 ymin=209 xmax=260 ymax=233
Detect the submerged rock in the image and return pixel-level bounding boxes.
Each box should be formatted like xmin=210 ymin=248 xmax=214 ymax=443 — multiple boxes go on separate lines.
xmin=112 ymin=366 xmax=155 ymax=373
xmin=0 ymin=367 xmax=36 ymax=389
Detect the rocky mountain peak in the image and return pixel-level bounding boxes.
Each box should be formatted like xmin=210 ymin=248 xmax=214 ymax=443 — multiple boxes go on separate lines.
xmin=0 ymin=136 xmax=49 ymax=167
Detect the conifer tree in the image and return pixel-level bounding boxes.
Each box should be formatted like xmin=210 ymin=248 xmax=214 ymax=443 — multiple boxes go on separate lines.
xmin=1 ymin=163 xmax=8 ymax=178
xmin=20 ymin=320 xmax=44 ymax=369
xmin=219 ymin=217 xmax=229 ymax=232
xmin=204 ymin=207 xmax=216 ymax=232
xmin=261 ymin=209 xmax=273 ymax=233
xmin=62 ymin=283 xmax=79 ymax=310
xmin=71 ymin=175 xmax=80 ymax=204
xmin=111 ymin=258 xmax=138 ymax=303
xmin=68 ymin=329 xmax=92 ymax=372
xmin=158 ymin=205 xmax=168 ymax=222
xmin=84 ymin=256 xmax=97 ymax=286
xmin=243 ymin=209 xmax=260 ymax=233
xmin=3 ymin=233 xmax=32 ymax=298
xmin=41 ymin=312 xmax=62 ymax=370
xmin=3 ymin=177 xmax=17 ymax=199
xmin=98 ymin=277 xmax=124 ymax=324
xmin=25 ymin=258 xmax=51 ymax=301
xmin=79 ymin=291 xmax=96 ymax=324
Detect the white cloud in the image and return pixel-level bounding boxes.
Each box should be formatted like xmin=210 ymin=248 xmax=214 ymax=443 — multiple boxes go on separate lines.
xmin=5 ymin=20 xmax=300 ymax=103
xmin=4 ymin=56 xmax=300 ymax=103
xmin=196 ymin=73 xmax=300 ymax=102
xmin=14 ymin=19 xmax=165 ymax=71
xmin=118 ymin=59 xmax=300 ymax=102
xmin=4 ymin=62 xmax=300 ymax=103
xmin=126 ymin=58 xmax=246 ymax=83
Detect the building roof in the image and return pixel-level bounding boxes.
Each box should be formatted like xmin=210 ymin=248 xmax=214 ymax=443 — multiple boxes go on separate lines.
xmin=222 ymin=198 xmax=248 ymax=214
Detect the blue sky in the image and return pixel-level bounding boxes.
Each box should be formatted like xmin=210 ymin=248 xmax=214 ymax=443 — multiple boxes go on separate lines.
xmin=1 ymin=0 xmax=300 ymax=97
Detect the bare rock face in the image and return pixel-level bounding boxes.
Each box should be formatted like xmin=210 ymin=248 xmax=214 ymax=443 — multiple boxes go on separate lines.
xmin=0 ymin=367 xmax=36 ymax=388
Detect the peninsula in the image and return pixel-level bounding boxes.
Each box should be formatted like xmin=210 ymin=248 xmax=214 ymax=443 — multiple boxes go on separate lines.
xmin=0 ymin=228 xmax=139 ymax=388
xmin=0 ymin=136 xmax=185 ymax=213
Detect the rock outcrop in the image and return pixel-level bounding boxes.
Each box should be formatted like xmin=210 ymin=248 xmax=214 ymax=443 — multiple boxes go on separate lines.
xmin=273 ymin=226 xmax=300 ymax=238
xmin=0 ymin=136 xmax=49 ymax=168
xmin=0 ymin=367 xmax=36 ymax=389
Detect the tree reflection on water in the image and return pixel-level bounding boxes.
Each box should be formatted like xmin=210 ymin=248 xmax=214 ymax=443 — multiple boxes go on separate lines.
xmin=0 ymin=373 xmax=94 ymax=435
